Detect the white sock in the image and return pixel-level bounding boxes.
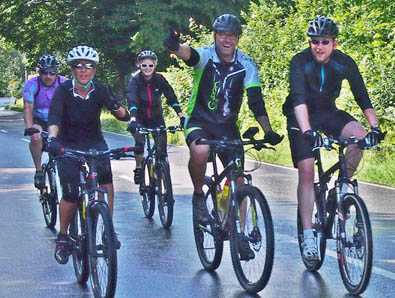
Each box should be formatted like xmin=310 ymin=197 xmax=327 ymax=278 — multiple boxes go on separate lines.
xmin=303 ymin=229 xmax=315 ymax=239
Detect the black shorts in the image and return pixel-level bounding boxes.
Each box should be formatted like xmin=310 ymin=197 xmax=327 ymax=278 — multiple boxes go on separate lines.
xmin=287 ymin=109 xmax=357 ymax=167
xmin=58 ymin=142 xmax=113 ymax=202
xmin=33 ymin=117 xmax=48 ymax=131
xmin=133 ymin=131 xmax=167 ymax=157
xmin=185 ymin=118 xmax=244 ymax=167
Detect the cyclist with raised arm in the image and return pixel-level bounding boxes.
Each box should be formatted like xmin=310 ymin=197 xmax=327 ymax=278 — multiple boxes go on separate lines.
xmin=164 ymin=14 xmax=282 ymax=258
xmin=126 ymin=50 xmax=185 ymax=184
xmin=47 ymin=45 xmax=129 ymax=264
xmin=23 ymin=54 xmax=67 ymax=188
xmin=283 ymin=16 xmax=384 ymax=261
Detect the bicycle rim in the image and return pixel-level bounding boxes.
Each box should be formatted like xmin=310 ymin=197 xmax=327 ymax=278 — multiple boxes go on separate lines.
xmin=141 ymin=159 xmax=155 ymax=218
xmin=337 ymin=194 xmax=372 ymax=295
xmin=70 ymin=206 xmax=89 ymax=284
xmin=89 ymin=203 xmax=117 ymax=298
xmin=230 ymin=185 xmax=274 ymax=293
xmin=193 ymin=176 xmax=223 ymax=271
xmin=42 ymin=164 xmax=57 ymax=228
xmin=296 ymin=193 xmax=327 ymax=271
xmin=157 ymin=162 xmax=174 ymax=228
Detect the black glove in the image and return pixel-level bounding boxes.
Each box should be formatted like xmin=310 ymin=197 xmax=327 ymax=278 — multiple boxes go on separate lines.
xmin=363 ymin=126 xmax=385 ymax=147
xmin=106 ymin=86 xmax=122 ymax=111
xmin=264 ymin=131 xmax=283 ymax=145
xmin=163 ymin=28 xmax=181 ymax=52
xmin=179 ymin=116 xmax=185 ymax=128
xmin=127 ymin=120 xmax=141 ymax=133
xmin=303 ymin=129 xmax=323 ymax=149
xmin=47 ymin=137 xmax=63 ymax=156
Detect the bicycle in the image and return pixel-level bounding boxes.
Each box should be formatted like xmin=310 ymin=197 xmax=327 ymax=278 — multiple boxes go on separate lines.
xmin=63 ymin=145 xmax=140 ymax=298
xmin=296 ymin=134 xmax=382 ymax=295
xmin=136 ymin=125 xmax=182 ymax=228
xmin=193 ymin=127 xmax=277 ymax=293
xmin=25 ymin=128 xmax=60 ymax=228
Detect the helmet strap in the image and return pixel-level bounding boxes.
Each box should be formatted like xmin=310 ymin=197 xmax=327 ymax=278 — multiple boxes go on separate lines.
xmin=72 ymin=77 xmax=93 ymax=91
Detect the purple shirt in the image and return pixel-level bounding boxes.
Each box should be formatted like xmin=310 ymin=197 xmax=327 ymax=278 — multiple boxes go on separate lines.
xmin=23 ymin=75 xmax=67 ymax=121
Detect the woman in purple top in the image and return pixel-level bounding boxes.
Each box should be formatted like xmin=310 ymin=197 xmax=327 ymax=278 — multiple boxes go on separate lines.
xmin=22 ymin=54 xmax=67 ymax=188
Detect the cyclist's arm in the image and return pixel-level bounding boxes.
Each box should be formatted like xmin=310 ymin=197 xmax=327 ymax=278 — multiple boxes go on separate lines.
xmin=246 ymin=87 xmax=272 ymax=133
xmin=126 ymin=76 xmax=139 ymax=119
xmin=161 ymin=75 xmax=183 ymax=116
xmin=22 ymin=80 xmax=37 ymax=129
xmin=172 ymin=45 xmax=200 ymax=67
xmin=111 ymin=106 xmax=130 ymax=121
xmin=47 ymin=86 xmax=64 ymax=137
xmin=294 ymin=104 xmax=312 ymax=133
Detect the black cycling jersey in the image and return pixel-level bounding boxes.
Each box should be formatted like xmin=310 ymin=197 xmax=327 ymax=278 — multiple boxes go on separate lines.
xmin=126 ymin=72 xmax=181 ymax=125
xmin=283 ymin=48 xmax=373 ymax=117
xmin=48 ymin=79 xmax=114 ymax=148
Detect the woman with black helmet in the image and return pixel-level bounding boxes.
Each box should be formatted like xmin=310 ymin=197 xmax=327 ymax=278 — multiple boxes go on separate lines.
xmin=22 ymin=54 xmax=67 ymax=188
xmin=126 ymin=49 xmax=185 ymax=184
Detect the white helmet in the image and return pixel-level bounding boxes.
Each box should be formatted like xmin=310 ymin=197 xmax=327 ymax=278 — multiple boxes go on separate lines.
xmin=67 ymin=45 xmax=99 ymax=64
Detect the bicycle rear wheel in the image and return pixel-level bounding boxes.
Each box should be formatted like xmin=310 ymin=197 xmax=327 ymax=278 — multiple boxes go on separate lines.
xmin=337 ymin=193 xmax=372 ymax=295
xmin=156 ymin=161 xmax=174 ymax=228
xmin=297 ymin=184 xmax=327 ymax=271
xmin=141 ymin=158 xmax=155 ymax=218
xmin=89 ymin=200 xmax=117 ymax=298
xmin=69 ymin=205 xmax=89 ymax=284
xmin=193 ymin=176 xmax=223 ymax=271
xmin=230 ymin=185 xmax=274 ymax=293
xmin=41 ymin=163 xmax=57 ymax=228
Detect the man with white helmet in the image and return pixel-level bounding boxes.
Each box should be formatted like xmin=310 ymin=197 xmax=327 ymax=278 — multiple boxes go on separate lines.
xmin=22 ymin=54 xmax=67 ymax=188
xmin=47 ymin=45 xmax=129 ymax=264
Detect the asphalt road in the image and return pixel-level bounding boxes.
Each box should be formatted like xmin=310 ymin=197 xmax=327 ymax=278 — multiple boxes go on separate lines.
xmin=0 ymin=111 xmax=394 ymax=297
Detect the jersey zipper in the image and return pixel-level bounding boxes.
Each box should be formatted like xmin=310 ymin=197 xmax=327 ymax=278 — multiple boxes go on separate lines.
xmin=146 ymin=83 xmax=153 ymax=120
xmin=320 ymin=64 xmax=325 ymax=92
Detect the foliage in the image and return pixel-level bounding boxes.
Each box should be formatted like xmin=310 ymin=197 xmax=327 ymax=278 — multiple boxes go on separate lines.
xmin=0 ymin=38 xmax=24 ymax=97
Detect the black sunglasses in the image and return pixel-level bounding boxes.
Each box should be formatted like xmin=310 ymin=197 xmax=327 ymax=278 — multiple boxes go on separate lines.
xmin=141 ymin=64 xmax=154 ymax=68
xmin=40 ymin=70 xmax=57 ymax=76
xmin=73 ymin=63 xmax=96 ymax=70
xmin=310 ymin=39 xmax=331 ymax=46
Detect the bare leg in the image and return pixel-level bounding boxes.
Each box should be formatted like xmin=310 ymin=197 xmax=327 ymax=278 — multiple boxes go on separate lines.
xmin=188 ymin=141 xmax=210 ymax=193
xmin=297 ymin=158 xmax=316 ymax=229
xmin=59 ymin=199 xmax=79 ymax=234
xmin=29 ymin=124 xmax=43 ymax=171
xmin=101 ymin=183 xmax=114 ymax=215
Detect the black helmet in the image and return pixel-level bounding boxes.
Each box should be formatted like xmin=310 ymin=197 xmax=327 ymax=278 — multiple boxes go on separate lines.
xmin=137 ymin=50 xmax=158 ymax=62
xmin=212 ymin=14 xmax=242 ymax=36
xmin=307 ymin=15 xmax=339 ymax=37
xmin=38 ymin=54 xmax=59 ymax=70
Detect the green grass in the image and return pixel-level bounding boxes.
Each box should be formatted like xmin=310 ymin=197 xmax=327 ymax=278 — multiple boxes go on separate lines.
xmin=6 ymin=98 xmax=23 ymax=112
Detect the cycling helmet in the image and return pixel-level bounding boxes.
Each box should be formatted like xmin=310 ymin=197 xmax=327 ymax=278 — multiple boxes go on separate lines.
xmin=307 ymin=15 xmax=339 ymax=37
xmin=37 ymin=54 xmax=59 ymax=70
xmin=67 ymin=45 xmax=99 ymax=64
xmin=137 ymin=50 xmax=158 ymax=62
xmin=212 ymin=14 xmax=242 ymax=36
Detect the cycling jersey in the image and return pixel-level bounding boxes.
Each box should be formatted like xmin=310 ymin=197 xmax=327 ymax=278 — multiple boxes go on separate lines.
xmin=186 ymin=45 xmax=266 ymax=125
xmin=22 ymin=75 xmax=67 ymax=121
xmin=283 ymin=48 xmax=373 ymax=117
xmin=126 ymin=72 xmax=181 ymax=125
xmin=48 ymin=79 xmax=115 ymax=148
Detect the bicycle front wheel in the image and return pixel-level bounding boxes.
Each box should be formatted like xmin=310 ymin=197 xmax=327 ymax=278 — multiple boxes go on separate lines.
xmin=89 ymin=201 xmax=117 ymax=298
xmin=41 ymin=163 xmax=57 ymax=228
xmin=141 ymin=158 xmax=155 ymax=218
xmin=156 ymin=161 xmax=174 ymax=228
xmin=193 ymin=176 xmax=223 ymax=271
xmin=69 ymin=205 xmax=89 ymax=284
xmin=230 ymin=185 xmax=274 ymax=293
xmin=337 ymin=193 xmax=372 ymax=295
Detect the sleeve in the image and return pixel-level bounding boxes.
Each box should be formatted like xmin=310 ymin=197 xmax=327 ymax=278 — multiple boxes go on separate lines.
xmin=247 ymin=86 xmax=268 ymax=118
xmin=346 ymin=58 xmax=373 ymax=110
xmin=243 ymin=56 xmax=261 ymax=89
xmin=191 ymin=47 xmax=210 ymax=69
xmin=161 ymin=75 xmax=182 ymax=114
xmin=47 ymin=86 xmax=65 ymax=126
xmin=22 ymin=79 xmax=38 ymax=104
xmin=288 ymin=55 xmax=308 ymax=108
xmin=184 ymin=47 xmax=200 ymax=67
xmin=126 ymin=76 xmax=139 ymax=118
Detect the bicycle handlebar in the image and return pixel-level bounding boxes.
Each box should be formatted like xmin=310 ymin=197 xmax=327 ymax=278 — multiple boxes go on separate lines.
xmin=321 ymin=135 xmax=382 ymax=151
xmin=137 ymin=125 xmax=183 ymax=135
xmin=196 ymin=137 xmax=272 ymax=151
xmin=62 ymin=146 xmax=143 ymax=160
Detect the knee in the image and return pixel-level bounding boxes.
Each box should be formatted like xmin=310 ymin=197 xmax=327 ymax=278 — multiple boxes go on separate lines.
xmin=62 ymin=184 xmax=79 ymax=202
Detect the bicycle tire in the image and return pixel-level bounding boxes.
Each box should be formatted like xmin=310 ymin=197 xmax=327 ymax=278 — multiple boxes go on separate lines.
xmin=40 ymin=163 xmax=57 ymax=228
xmin=229 ymin=185 xmax=274 ymax=293
xmin=157 ymin=161 xmax=174 ymax=228
xmin=69 ymin=205 xmax=89 ymax=284
xmin=297 ymin=184 xmax=327 ymax=271
xmin=89 ymin=201 xmax=118 ymax=298
xmin=193 ymin=176 xmax=223 ymax=271
xmin=141 ymin=158 xmax=155 ymax=218
xmin=337 ymin=193 xmax=372 ymax=295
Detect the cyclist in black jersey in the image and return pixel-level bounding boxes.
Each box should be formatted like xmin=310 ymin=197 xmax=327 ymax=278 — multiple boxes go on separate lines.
xmin=126 ymin=50 xmax=185 ymax=184
xmin=47 ymin=45 xmax=129 ymax=264
xmin=164 ymin=14 xmax=282 ymax=242
xmin=283 ymin=16 xmax=384 ymax=261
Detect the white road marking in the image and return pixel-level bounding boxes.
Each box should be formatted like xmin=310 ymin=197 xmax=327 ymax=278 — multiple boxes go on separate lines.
xmin=1 ymin=129 xmax=7 ymax=133
xmin=21 ymin=138 xmax=30 ymax=143
xmin=119 ymin=175 xmax=132 ymax=182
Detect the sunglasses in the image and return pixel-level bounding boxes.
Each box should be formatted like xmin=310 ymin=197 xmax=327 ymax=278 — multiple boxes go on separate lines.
xmin=73 ymin=63 xmax=96 ymax=70
xmin=141 ymin=64 xmax=154 ymax=68
xmin=40 ymin=71 xmax=57 ymax=76
xmin=310 ymin=39 xmax=331 ymax=46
